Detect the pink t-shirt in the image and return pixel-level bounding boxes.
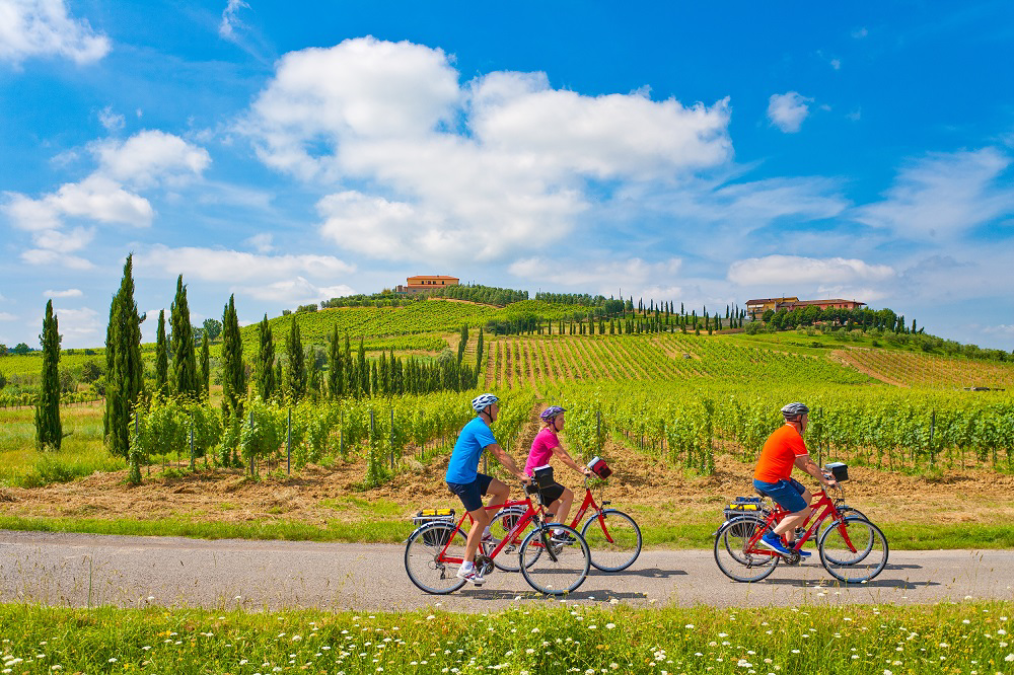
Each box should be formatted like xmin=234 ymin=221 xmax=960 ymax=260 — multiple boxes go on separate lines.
xmin=524 ymin=428 xmax=560 ymax=476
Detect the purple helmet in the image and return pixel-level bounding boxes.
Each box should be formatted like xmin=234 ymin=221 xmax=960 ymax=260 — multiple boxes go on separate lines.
xmin=540 ymin=406 xmax=566 ymax=421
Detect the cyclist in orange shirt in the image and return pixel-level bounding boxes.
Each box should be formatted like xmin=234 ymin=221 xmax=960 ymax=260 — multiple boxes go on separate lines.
xmin=753 ymin=402 xmax=836 ymax=557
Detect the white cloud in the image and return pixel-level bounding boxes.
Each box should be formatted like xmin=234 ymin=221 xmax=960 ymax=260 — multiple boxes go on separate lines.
xmin=0 ymin=0 xmax=110 ymax=65
xmin=727 ymin=255 xmax=895 ymax=286
xmin=48 ymin=176 xmax=154 ymax=226
xmin=245 ymin=232 xmax=274 ymax=253
xmin=0 ymin=312 xmax=17 ymax=321
xmin=98 ymin=106 xmax=124 ymax=132
xmin=509 ymin=257 xmax=682 ymax=292
xmin=983 ymin=324 xmax=1014 ymax=337
xmin=31 ymin=225 xmax=93 ymax=253
xmin=853 ymin=147 xmax=1014 ymax=239
xmin=218 ymin=0 xmax=249 ymax=41
xmin=91 ymin=130 xmax=211 ymax=189
xmin=49 ymin=306 xmax=100 ymax=343
xmin=767 ymin=92 xmax=812 ymax=133
xmin=238 ymin=277 xmax=356 ymax=305
xmin=20 ymin=248 xmax=93 ymax=269
xmin=44 ymin=288 xmax=82 ymax=298
xmin=136 ymin=244 xmax=355 ymax=283
xmin=243 ymin=37 xmax=733 ymax=264
xmin=852 ymin=27 xmax=868 ymax=39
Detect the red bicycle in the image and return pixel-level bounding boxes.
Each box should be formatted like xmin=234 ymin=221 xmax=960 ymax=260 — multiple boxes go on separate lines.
xmin=404 ymin=485 xmax=591 ymax=596
xmin=489 ymin=476 xmax=642 ymax=573
xmin=714 ymin=476 xmax=888 ymax=584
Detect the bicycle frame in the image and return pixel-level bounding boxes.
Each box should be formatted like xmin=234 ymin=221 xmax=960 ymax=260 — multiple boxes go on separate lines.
xmin=744 ymin=488 xmax=859 ymax=557
xmin=434 ymin=493 xmax=553 ymax=566
xmin=569 ymin=478 xmax=613 ymax=539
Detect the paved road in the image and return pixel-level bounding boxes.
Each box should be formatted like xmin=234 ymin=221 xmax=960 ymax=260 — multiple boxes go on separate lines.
xmin=2 ymin=531 xmax=1013 ymax=612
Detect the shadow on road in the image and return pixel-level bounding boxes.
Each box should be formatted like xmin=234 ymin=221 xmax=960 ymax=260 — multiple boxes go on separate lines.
xmin=882 ymin=564 xmax=922 ymax=570
xmin=597 ymin=567 xmax=688 ymax=579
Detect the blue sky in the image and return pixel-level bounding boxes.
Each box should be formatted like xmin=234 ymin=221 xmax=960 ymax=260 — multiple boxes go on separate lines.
xmin=1 ymin=0 xmax=1013 ymax=350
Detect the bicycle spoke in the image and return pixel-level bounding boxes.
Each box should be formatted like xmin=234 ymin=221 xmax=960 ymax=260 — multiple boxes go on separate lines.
xmin=404 ymin=522 xmax=468 ymax=594
xmin=489 ymin=507 xmax=537 ymax=572
xmin=713 ymin=515 xmax=779 ymax=583
xmin=818 ymin=516 xmax=889 ymax=584
xmin=519 ymin=525 xmax=590 ymax=595
xmin=581 ymin=509 xmax=642 ymax=572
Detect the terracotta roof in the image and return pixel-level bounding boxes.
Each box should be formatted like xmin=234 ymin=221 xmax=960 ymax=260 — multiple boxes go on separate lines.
xmin=407 ymin=275 xmax=459 ymax=281
xmin=780 ymin=299 xmax=865 ymax=307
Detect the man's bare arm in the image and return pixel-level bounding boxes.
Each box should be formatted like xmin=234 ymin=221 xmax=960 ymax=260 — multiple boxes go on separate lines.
xmin=487 ymin=444 xmax=529 ymax=481
xmin=794 ymin=454 xmax=835 ymax=486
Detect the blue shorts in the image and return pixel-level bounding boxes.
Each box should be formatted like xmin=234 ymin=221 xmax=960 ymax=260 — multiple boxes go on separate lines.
xmin=447 ymin=473 xmax=494 ymax=512
xmin=753 ymin=478 xmax=808 ymax=512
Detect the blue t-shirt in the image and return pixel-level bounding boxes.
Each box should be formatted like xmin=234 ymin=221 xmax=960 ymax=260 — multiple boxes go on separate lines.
xmin=445 ymin=417 xmax=498 ymax=484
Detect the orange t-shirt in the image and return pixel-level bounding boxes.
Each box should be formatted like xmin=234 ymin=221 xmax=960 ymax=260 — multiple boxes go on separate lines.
xmin=754 ymin=424 xmax=808 ymax=483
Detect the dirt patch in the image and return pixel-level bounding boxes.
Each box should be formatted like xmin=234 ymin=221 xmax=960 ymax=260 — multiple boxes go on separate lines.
xmin=831 ymin=349 xmax=906 ymax=387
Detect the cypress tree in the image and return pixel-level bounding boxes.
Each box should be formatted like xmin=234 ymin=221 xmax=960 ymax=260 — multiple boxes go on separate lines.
xmin=457 ymin=324 xmax=469 ymax=363
xmin=220 ymin=294 xmax=245 ymax=418
xmin=35 ymin=299 xmax=62 ymax=450
xmin=104 ymin=255 xmax=144 ymax=460
xmin=169 ymin=275 xmax=199 ymax=399
xmin=199 ymin=333 xmax=210 ymax=399
xmin=327 ymin=324 xmax=343 ymax=400
xmin=256 ymin=314 xmax=276 ymax=400
xmin=155 ymin=309 xmax=168 ymax=396
xmin=356 ymin=338 xmax=367 ymax=397
xmin=475 ymin=328 xmax=484 ymax=371
xmin=284 ymin=317 xmax=306 ymax=403
xmin=370 ymin=360 xmax=379 ymax=397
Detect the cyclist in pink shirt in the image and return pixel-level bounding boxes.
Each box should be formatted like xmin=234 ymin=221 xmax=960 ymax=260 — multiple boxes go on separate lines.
xmin=524 ymin=406 xmax=592 ymax=541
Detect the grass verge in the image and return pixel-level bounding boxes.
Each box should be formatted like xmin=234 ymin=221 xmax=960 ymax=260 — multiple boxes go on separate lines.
xmin=2 ymin=515 xmax=1013 ymax=549
xmin=1 ymin=601 xmax=1011 ymax=674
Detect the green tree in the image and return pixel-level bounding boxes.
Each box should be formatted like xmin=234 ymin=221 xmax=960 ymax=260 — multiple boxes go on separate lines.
xmin=154 ymin=309 xmax=168 ymax=396
xmin=284 ymin=317 xmax=306 ymax=403
xmin=35 ymin=300 xmax=61 ymax=450
xmin=255 ymin=314 xmax=276 ymax=401
xmin=202 ymin=318 xmax=223 ymax=342
xmin=220 ymin=294 xmax=245 ymax=418
xmin=457 ymin=324 xmax=469 ymax=363
xmin=104 ymin=255 xmax=144 ymax=461
xmin=475 ymin=327 xmax=484 ymax=371
xmin=169 ymin=276 xmax=199 ymax=399
xmin=12 ymin=342 xmax=30 ymax=356
xmin=327 ymin=324 xmax=343 ymax=400
xmin=199 ymin=334 xmax=211 ymax=399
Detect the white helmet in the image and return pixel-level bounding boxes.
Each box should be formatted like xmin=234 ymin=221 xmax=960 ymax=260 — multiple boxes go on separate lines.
xmin=471 ymin=393 xmax=499 ymax=413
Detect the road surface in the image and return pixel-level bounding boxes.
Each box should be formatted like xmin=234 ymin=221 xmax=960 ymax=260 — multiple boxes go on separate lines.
xmin=2 ymin=530 xmax=1012 ymax=612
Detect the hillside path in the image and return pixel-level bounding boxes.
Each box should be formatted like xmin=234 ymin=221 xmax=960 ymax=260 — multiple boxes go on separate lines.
xmin=3 ymin=531 xmax=1013 ymax=612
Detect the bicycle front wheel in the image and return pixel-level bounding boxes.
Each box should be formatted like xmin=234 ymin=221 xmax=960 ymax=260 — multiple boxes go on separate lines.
xmin=489 ymin=507 xmax=537 ymax=572
xmin=713 ymin=515 xmax=779 ymax=583
xmin=817 ymin=506 xmax=868 ymax=543
xmin=818 ymin=516 xmax=889 ymax=584
xmin=404 ymin=522 xmax=468 ymax=594
xmin=519 ymin=524 xmax=590 ymax=595
xmin=581 ymin=509 xmax=642 ymax=572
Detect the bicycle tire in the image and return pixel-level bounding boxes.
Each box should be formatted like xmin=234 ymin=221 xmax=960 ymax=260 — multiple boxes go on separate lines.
xmin=581 ymin=509 xmax=642 ymax=572
xmin=713 ymin=515 xmax=779 ymax=583
xmin=489 ymin=507 xmax=538 ymax=572
xmin=519 ymin=524 xmax=590 ymax=595
xmin=818 ymin=516 xmax=889 ymax=584
xmin=404 ymin=522 xmax=468 ymax=594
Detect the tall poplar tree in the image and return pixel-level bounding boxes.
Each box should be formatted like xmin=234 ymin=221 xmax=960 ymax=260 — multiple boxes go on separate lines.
xmin=155 ymin=309 xmax=168 ymax=396
xmin=327 ymin=324 xmax=343 ymax=400
xmin=199 ymin=334 xmax=211 ymax=399
xmin=220 ymin=294 xmax=245 ymax=418
xmin=475 ymin=328 xmax=484 ymax=371
xmin=284 ymin=318 xmax=306 ymax=403
xmin=105 ymin=255 xmax=144 ymax=460
xmin=255 ymin=314 xmax=276 ymax=400
xmin=169 ymin=275 xmax=199 ymax=399
xmin=35 ymin=300 xmax=62 ymax=450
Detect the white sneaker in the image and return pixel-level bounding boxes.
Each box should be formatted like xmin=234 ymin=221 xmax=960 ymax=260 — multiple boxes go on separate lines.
xmin=456 ymin=566 xmax=485 ymax=585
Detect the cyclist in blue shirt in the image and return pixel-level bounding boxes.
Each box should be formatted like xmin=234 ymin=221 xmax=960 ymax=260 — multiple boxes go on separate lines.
xmin=446 ymin=393 xmax=529 ymax=585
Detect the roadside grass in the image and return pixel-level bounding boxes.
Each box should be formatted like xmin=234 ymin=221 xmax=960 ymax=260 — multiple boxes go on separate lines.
xmin=0 ymin=406 xmax=123 ymax=488
xmin=2 ymin=513 xmax=1012 ymax=550
xmin=0 ymin=601 xmax=1011 ymax=674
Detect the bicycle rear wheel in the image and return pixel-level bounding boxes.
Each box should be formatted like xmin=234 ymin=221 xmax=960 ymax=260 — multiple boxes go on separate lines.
xmin=581 ymin=509 xmax=642 ymax=572
xmin=713 ymin=515 xmax=779 ymax=583
xmin=404 ymin=522 xmax=468 ymax=594
xmin=818 ymin=516 xmax=889 ymax=584
xmin=519 ymin=524 xmax=590 ymax=595
xmin=489 ymin=507 xmax=537 ymax=572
